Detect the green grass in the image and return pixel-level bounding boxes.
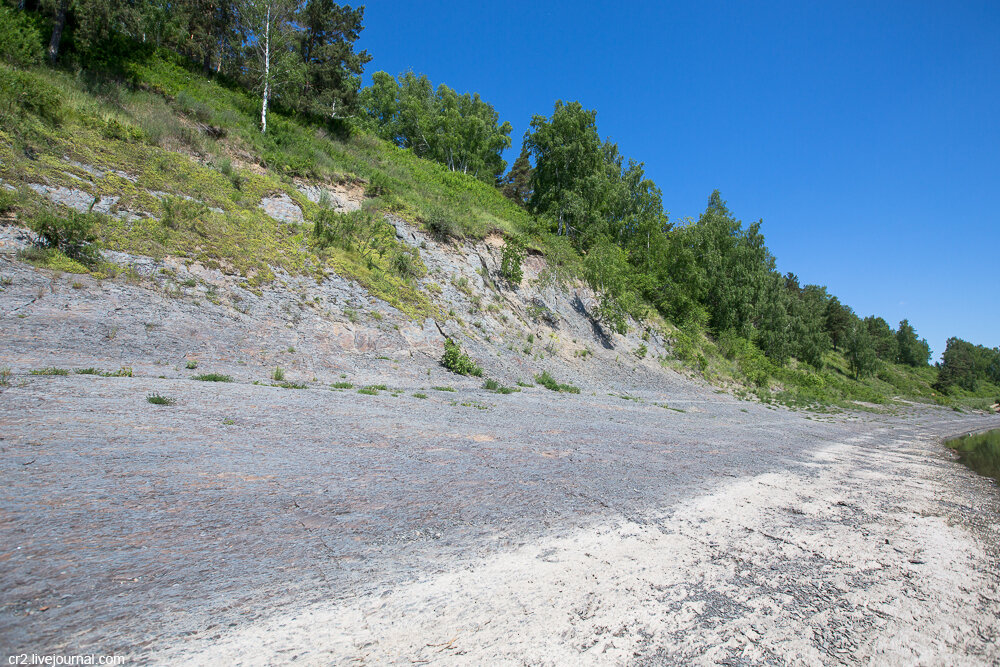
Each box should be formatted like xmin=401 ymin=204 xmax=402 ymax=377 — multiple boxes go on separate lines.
xmin=357 ymin=387 xmax=378 ymax=395
xmin=147 ymin=393 xmax=175 ymax=405
xmin=413 ymin=392 xmax=428 ymax=399
xmin=192 ymin=373 xmax=232 ymax=382
xmin=331 ymin=381 xmax=353 ymax=389
xmin=535 ymin=371 xmax=580 ymax=394
xmin=30 ymin=367 xmax=68 ymax=375
xmin=431 ymin=386 xmax=456 ymax=392
xmin=185 ymin=360 xmax=198 ymax=369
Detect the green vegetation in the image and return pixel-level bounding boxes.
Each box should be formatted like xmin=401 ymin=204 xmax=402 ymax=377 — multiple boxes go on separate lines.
xmin=483 ymin=378 xmax=519 ymax=394
xmin=441 ymin=338 xmax=483 ymax=377
xmin=431 ymin=386 xmax=455 ymax=392
xmin=147 ymin=393 xmax=176 ymax=405
xmin=272 ymin=366 xmax=285 ymax=382
xmin=535 ymin=371 xmax=580 ymax=394
xmin=413 ymin=392 xmax=427 ymax=399
xmin=193 ymin=373 xmax=233 ymax=382
xmin=357 ymin=386 xmax=378 ymax=395
xmin=1 ymin=1 xmax=994 ymax=412
xmin=0 ymin=367 xmax=11 ymax=387
xmin=30 ymin=367 xmax=69 ymax=376
xmin=185 ymin=360 xmax=198 ymax=369
xmin=332 ymin=381 xmax=353 ymax=389
xmin=946 ymin=429 xmax=1000 ymax=484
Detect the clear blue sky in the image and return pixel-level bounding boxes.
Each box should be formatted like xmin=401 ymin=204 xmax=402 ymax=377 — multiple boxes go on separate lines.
xmin=358 ymin=1 xmax=999 ymax=359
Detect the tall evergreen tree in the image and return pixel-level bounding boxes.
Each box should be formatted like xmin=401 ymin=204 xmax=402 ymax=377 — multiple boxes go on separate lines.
xmin=500 ymin=141 xmax=533 ymax=205
xmin=295 ymin=0 xmax=370 ymax=118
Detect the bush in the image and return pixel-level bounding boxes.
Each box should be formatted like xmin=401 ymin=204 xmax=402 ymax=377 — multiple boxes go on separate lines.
xmin=29 ymin=210 xmax=101 ymax=265
xmin=441 ymin=338 xmax=483 ymax=376
xmin=499 ymin=235 xmax=526 ymax=286
xmin=0 ymin=7 xmax=43 ymax=67
xmin=147 ymin=393 xmax=176 ymax=405
xmin=424 ymin=207 xmax=463 ymax=240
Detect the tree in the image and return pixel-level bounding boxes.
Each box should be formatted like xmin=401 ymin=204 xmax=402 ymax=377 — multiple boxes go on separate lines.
xmin=500 ymin=141 xmax=532 ymax=205
xmin=896 ymin=319 xmax=930 ymax=367
xmin=584 ymin=239 xmax=640 ymax=334
xmin=359 ymin=71 xmax=512 ymax=182
xmin=846 ymin=324 xmax=878 ymax=380
xmin=525 ymin=100 xmax=603 ymax=237
xmin=295 ymin=0 xmax=371 ymax=118
xmin=235 ymin=0 xmax=301 ymax=133
xmin=824 ymin=296 xmax=853 ymax=352
xmin=864 ymin=315 xmax=898 ymax=362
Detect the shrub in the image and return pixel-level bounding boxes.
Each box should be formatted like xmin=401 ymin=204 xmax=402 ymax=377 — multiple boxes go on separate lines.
xmin=441 ymin=338 xmax=483 ymax=376
xmin=366 ymin=171 xmax=391 ymax=196
xmin=0 ymin=367 xmax=11 ymax=386
xmin=357 ymin=387 xmax=378 ymax=395
xmin=29 ymin=211 xmax=101 ymax=265
xmin=499 ymin=235 xmax=526 ymax=286
xmin=535 ymin=371 xmax=580 ymax=394
xmin=147 ymin=393 xmax=176 ymax=405
xmin=424 ymin=207 xmax=463 ymax=240
xmin=272 ymin=366 xmax=285 ymax=381
xmin=413 ymin=392 xmax=428 ymax=399
xmin=332 ymin=381 xmax=353 ymax=389
xmin=185 ymin=360 xmax=198 ymax=369
xmin=634 ymin=344 xmax=648 ymax=359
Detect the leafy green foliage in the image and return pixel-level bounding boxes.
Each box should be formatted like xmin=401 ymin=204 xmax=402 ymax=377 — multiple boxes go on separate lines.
xmin=934 ymin=337 xmax=1000 ymax=393
xmin=28 ymin=210 xmax=101 ymax=265
xmin=499 ymin=235 xmax=526 ymax=286
xmin=846 ymin=324 xmax=879 ymax=380
xmin=147 ymin=393 xmax=176 ymax=405
xmin=896 ymin=319 xmax=931 ymax=367
xmin=441 ymin=338 xmax=483 ymax=377
xmin=360 ymin=71 xmax=513 ymax=183
xmin=0 ymin=6 xmax=43 ymax=67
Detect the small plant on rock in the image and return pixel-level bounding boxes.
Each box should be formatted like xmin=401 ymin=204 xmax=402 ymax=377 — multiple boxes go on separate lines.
xmin=441 ymin=338 xmax=483 ymax=377
xmin=147 ymin=393 xmax=176 ymax=405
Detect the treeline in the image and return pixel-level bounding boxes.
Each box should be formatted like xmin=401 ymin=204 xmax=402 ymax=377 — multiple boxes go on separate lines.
xmin=5 ymin=0 xmax=370 ymax=131
xmin=935 ymin=338 xmax=1000 ymax=394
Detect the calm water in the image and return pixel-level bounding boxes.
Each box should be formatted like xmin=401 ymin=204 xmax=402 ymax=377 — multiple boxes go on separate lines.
xmin=946 ymin=429 xmax=1000 ymax=484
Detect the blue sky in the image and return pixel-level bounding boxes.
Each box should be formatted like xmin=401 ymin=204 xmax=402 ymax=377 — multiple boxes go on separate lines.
xmin=358 ymin=1 xmax=999 ymax=359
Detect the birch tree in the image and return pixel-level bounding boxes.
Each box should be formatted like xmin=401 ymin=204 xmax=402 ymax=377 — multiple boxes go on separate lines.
xmin=235 ymin=0 xmax=300 ymax=133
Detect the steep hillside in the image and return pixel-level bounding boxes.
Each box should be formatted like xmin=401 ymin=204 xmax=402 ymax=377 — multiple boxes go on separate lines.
xmin=1 ymin=52 xmax=996 ymax=411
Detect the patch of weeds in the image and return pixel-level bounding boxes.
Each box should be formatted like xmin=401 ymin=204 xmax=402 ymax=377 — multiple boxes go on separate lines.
xmin=0 ymin=367 xmax=11 ymax=387
xmin=75 ymin=368 xmax=99 ymax=375
xmin=658 ymin=403 xmax=685 ymax=412
xmin=222 ymin=418 xmax=236 ymax=425
xmin=357 ymin=387 xmax=378 ymax=395
xmin=287 ymin=346 xmax=295 ymax=353
xmin=276 ymin=381 xmax=307 ymax=389
xmin=147 ymin=393 xmax=176 ymax=405
xmin=103 ymin=367 xmax=133 ymax=377
xmin=185 ymin=360 xmax=198 ymax=369
xmin=376 ymin=355 xmax=392 ymax=360
xmin=431 ymin=386 xmax=456 ymax=392
xmin=634 ymin=344 xmax=648 ymax=359
xmin=368 ymin=384 xmax=388 ymax=391
xmin=71 ymin=281 xmax=84 ymax=290
xmin=272 ymin=366 xmax=285 ymax=381
xmin=344 ymin=308 xmax=358 ymax=323
xmin=370 ymin=311 xmax=383 ymax=321
xmin=193 ymin=373 xmax=233 ymax=382
xmin=30 ymin=367 xmax=69 ymax=376
xmin=516 ymin=380 xmax=534 ymax=388
xmin=413 ymin=392 xmax=428 ymax=399
xmin=441 ymin=338 xmax=483 ymax=376
xmin=458 ymin=400 xmax=489 ymax=410
xmin=0 ymin=276 xmax=13 ymax=288
xmin=332 ymin=381 xmax=353 ymax=389
xmin=535 ymin=371 xmax=580 ymax=394
xmin=483 ymin=378 xmax=519 ymax=394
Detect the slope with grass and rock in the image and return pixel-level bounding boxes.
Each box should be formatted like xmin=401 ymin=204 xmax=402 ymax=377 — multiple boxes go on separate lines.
xmin=2 ymin=47 xmax=1000 ymax=666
